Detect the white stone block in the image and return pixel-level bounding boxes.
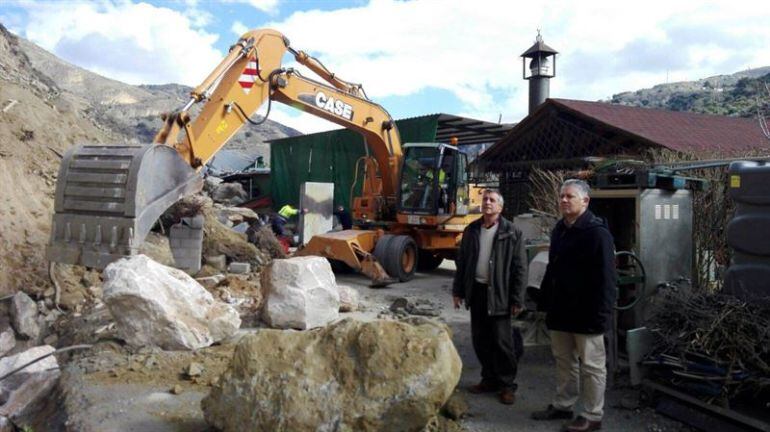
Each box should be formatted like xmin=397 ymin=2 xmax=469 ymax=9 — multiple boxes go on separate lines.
xmin=263 ymin=257 xmax=339 ymax=330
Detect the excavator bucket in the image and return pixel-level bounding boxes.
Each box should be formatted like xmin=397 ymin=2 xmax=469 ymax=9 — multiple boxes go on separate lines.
xmin=46 ymin=144 xmax=202 ymax=269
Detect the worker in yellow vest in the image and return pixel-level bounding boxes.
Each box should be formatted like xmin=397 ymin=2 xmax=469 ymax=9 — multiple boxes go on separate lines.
xmin=272 ymin=204 xmax=303 ymax=237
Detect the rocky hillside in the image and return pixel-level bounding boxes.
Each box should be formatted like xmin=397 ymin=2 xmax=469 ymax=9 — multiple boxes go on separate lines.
xmin=610 ymin=66 xmax=770 ymax=117
xmin=14 ymin=29 xmax=300 ymax=157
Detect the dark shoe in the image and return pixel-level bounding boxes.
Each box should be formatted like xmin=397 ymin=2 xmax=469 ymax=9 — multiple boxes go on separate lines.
xmin=564 ymin=416 xmax=601 ymax=432
xmin=468 ymin=381 xmax=500 ymax=394
xmin=499 ymin=388 xmax=515 ymax=405
xmin=531 ymin=404 xmax=573 ymax=420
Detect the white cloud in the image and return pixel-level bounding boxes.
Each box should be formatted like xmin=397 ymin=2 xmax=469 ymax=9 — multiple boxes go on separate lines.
xmin=264 ymin=0 xmax=770 ymax=123
xmin=18 ymin=1 xmax=223 ymax=86
xmin=231 ymin=20 xmax=249 ymax=37
xmin=9 ymin=0 xmax=770 ymax=128
xmin=267 ymin=105 xmax=339 ymax=134
xmin=224 ymin=0 xmax=280 ymax=14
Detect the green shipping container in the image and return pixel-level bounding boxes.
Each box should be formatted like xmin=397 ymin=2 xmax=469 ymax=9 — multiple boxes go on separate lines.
xmin=270 ymin=115 xmax=442 ymax=211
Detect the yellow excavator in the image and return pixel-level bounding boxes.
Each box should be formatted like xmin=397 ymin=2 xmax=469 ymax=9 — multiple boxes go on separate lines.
xmin=47 ymin=29 xmax=482 ymax=285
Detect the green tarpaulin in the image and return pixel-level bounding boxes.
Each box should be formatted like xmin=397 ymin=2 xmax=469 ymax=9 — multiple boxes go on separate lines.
xmin=270 ymin=115 xmax=440 ymax=210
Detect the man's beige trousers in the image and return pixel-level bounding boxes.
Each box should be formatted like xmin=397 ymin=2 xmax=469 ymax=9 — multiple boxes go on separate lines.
xmin=549 ymin=330 xmax=606 ymax=421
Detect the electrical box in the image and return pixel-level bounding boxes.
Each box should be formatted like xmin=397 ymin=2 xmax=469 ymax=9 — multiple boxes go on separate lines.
xmin=590 ymin=188 xmax=694 ymax=328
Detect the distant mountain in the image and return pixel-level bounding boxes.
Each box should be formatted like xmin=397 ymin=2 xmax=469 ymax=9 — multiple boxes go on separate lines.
xmin=9 ymin=24 xmax=300 ymax=160
xmin=609 ymin=66 xmax=770 ymax=118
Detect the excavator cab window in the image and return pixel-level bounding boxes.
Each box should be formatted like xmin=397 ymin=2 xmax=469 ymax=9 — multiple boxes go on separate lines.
xmin=399 ymin=144 xmax=464 ymax=215
xmin=454 ymin=151 xmax=469 ymax=215
xmin=399 ymin=146 xmax=440 ymax=213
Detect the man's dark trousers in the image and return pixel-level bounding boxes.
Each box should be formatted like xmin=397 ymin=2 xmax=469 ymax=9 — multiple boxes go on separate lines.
xmin=470 ymin=281 xmax=518 ymax=391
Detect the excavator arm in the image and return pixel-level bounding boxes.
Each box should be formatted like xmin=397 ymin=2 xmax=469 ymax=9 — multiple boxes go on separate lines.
xmin=47 ymin=28 xmax=402 ymax=277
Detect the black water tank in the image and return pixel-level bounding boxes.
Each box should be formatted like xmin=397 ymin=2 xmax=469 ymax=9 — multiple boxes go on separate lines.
xmin=724 ymin=161 xmax=770 ymax=299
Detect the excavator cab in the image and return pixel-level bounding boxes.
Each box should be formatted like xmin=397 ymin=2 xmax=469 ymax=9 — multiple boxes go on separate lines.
xmin=398 ymin=143 xmax=469 ymax=218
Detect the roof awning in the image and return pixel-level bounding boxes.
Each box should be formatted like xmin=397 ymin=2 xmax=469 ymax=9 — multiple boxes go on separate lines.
xmin=432 ymin=113 xmax=514 ymax=145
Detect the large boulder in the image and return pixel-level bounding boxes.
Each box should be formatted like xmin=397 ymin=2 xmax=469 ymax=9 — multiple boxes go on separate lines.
xmin=0 ymin=346 xmax=59 ymax=428
xmin=9 ymin=292 xmax=39 ymax=341
xmin=262 ymin=257 xmax=339 ymax=329
xmin=0 ymin=345 xmax=57 ymax=379
xmin=202 ymin=318 xmax=462 ymax=432
xmin=102 ymin=255 xmax=241 ymax=350
xmin=0 ymin=329 xmax=14 ymax=357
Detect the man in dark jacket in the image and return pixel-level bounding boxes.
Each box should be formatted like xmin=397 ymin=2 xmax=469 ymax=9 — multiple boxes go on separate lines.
xmin=452 ymin=189 xmax=527 ymax=405
xmin=531 ymin=179 xmax=617 ymax=432
xmin=333 ymin=205 xmax=353 ymax=230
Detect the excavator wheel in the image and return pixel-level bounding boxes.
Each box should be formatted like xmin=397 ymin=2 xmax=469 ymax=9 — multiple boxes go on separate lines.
xmin=377 ymin=235 xmax=417 ymax=282
xmin=372 ymin=234 xmax=395 ymax=271
xmin=417 ymin=250 xmax=443 ymax=272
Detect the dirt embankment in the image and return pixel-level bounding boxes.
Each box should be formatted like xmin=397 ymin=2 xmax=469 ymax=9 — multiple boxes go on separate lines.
xmin=0 ymin=83 xmax=110 ymax=295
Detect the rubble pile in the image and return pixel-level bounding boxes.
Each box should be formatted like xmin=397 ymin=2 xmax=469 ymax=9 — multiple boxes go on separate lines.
xmin=204 ymin=274 xmax=265 ymax=327
xmin=0 ymin=345 xmax=60 ymax=429
xmin=246 ymin=225 xmax=287 ymax=259
xmin=202 ymin=317 xmax=462 ymax=432
xmin=201 ymin=205 xmax=269 ymax=266
xmin=210 ymin=181 xmax=248 ymax=206
xmin=0 ymin=292 xmax=67 ymax=430
xmin=384 ymin=296 xmax=442 ymax=318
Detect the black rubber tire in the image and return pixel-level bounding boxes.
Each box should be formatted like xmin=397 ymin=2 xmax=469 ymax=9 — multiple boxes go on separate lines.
xmin=417 ymin=250 xmax=443 ymax=271
xmin=383 ymin=235 xmax=418 ymax=282
xmin=373 ymin=234 xmax=395 ymax=269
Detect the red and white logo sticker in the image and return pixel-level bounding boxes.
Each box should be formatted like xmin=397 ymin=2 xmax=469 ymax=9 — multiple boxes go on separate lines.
xmin=238 ymin=58 xmax=259 ymax=94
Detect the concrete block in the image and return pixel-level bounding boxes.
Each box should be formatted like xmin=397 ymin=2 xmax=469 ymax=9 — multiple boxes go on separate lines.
xmin=176 ymin=248 xmax=198 ymax=259
xmin=299 ymin=182 xmax=334 ymax=245
xmin=227 ymin=262 xmax=251 ymax=274
xmin=180 ymin=238 xmax=203 ymax=249
xmin=183 ymin=215 xmax=205 ymax=229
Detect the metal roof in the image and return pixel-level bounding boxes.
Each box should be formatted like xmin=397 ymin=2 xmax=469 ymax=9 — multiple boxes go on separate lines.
xmin=268 ymin=113 xmax=514 ymax=146
xmin=432 ymin=113 xmax=515 ymax=145
xmin=521 ymin=36 xmax=558 ymax=57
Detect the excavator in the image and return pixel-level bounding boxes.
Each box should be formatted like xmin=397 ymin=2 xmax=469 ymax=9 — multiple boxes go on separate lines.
xmin=46 ymin=29 xmax=483 ymax=285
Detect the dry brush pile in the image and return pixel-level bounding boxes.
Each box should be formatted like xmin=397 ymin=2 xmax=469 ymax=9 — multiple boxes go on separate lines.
xmin=645 ymin=285 xmax=770 ymax=401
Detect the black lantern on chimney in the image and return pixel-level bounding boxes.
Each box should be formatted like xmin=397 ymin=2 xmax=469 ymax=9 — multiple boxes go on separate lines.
xmin=521 ymin=31 xmax=558 ymax=114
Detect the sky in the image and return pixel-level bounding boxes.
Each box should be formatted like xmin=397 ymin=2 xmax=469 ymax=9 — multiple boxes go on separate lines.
xmin=1 ymin=0 xmax=769 ymax=134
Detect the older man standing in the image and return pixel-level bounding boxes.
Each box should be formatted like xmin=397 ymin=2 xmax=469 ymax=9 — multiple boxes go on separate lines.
xmin=452 ymin=189 xmax=527 ymax=405
xmin=531 ymin=179 xmax=617 ymax=432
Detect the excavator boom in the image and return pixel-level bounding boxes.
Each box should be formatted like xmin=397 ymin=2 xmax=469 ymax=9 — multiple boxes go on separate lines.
xmin=47 ymin=28 xmax=403 ymax=272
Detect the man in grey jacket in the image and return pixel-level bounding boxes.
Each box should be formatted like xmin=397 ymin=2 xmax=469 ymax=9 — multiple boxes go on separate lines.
xmin=452 ymin=189 xmax=527 ymax=405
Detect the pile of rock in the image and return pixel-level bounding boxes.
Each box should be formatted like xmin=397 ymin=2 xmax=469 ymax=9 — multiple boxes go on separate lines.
xmin=0 ymin=291 xmax=67 ymax=430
